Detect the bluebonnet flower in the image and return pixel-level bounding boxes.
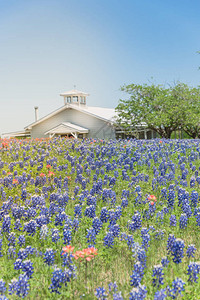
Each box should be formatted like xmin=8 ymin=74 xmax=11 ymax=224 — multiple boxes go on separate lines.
xmin=168 ymin=278 xmax=185 ymax=299
xmin=170 ymin=238 xmax=185 ymax=264
xmin=190 ymin=176 xmax=196 ymax=188
xmin=63 ymin=267 xmax=75 ymax=283
xmin=14 ymin=259 xmax=23 ymax=270
xmin=86 ymin=228 xmax=97 ymax=245
xmin=2 ymin=215 xmax=11 ymax=233
xmin=131 ymin=242 xmax=141 ymax=258
xmin=49 ymin=268 xmax=64 ymax=293
xmin=95 ymin=287 xmax=108 ymax=299
xmin=18 ymin=235 xmax=26 ymax=247
xmin=23 ymin=220 xmax=37 ymax=236
xmin=7 ymin=246 xmax=16 ymax=259
xmin=186 ymin=244 xmax=196 ymax=258
xmin=0 ymin=295 xmax=9 ymax=300
xmin=121 ymin=197 xmax=128 ymax=208
xmin=161 ymin=257 xmax=169 ymax=268
xmin=18 ymin=248 xmax=28 ymax=260
xmin=14 ymin=219 xmax=22 ymax=231
xmin=63 ymin=228 xmax=72 ymax=245
xmin=72 ymin=218 xmax=79 ymax=231
xmin=100 ymin=207 xmax=109 ymax=223
xmin=35 ymin=215 xmax=48 ymax=228
xmin=115 ymin=206 xmax=122 ymax=221
xmin=61 ymin=251 xmax=74 ymax=269
xmin=126 ymin=235 xmax=135 ymax=249
xmin=137 ymin=248 xmax=147 ymax=268
xmin=154 ymin=289 xmax=167 ymax=300
xmin=26 ymin=246 xmax=35 ymax=255
xmin=43 ymin=249 xmax=55 ymax=266
xmin=92 ymin=217 xmax=103 ymax=234
xmin=113 ymin=291 xmax=124 ymax=300
xmin=103 ymin=231 xmax=114 ymax=248
xmin=187 ymin=262 xmax=200 ymax=283
xmin=74 ymin=204 xmax=82 ymax=218
xmin=179 ymin=213 xmax=188 ymax=229
xmin=166 ymin=234 xmax=176 ymax=255
xmin=108 ymin=209 xmax=117 ymax=226
xmin=8 ymin=278 xmax=18 ymax=295
xmin=141 ymin=233 xmax=150 ymax=251
xmin=190 ymin=190 xmax=198 ymax=208
xmin=15 ymin=274 xmax=30 ymax=298
xmin=0 ymin=280 xmax=6 ymax=295
xmin=167 ymin=189 xmax=175 ymax=209
xmin=108 ymin=281 xmax=118 ymax=293
xmin=152 ymin=264 xmax=164 ymax=288
xmin=22 ymin=260 xmax=34 ymax=278
xmin=156 ymin=211 xmax=164 ymax=225
xmin=129 ymin=285 xmax=147 ymax=300
xmin=84 ymin=205 xmax=96 ymax=218
xmin=54 ymin=211 xmax=66 ymax=226
xmin=181 ymin=199 xmax=192 ymax=218
xmin=128 ymin=213 xmax=142 ymax=231
xmin=169 ymin=215 xmax=177 ymax=227
xmin=196 ymin=212 xmax=200 ymax=226
xmin=109 ymin=224 xmax=120 ymax=238
xmin=51 ymin=228 xmax=60 ymax=243
xmin=130 ymin=262 xmax=144 ymax=287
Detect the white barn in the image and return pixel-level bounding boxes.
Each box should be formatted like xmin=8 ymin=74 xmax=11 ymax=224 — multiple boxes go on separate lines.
xmin=3 ymin=89 xmax=155 ymax=139
xmin=3 ymin=89 xmax=117 ymax=139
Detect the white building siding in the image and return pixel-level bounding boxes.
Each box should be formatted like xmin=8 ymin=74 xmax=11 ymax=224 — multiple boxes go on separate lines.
xmin=31 ymin=108 xmax=116 ymax=139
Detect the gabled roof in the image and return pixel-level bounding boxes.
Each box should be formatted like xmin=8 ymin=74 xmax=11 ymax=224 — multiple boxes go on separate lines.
xmin=25 ymin=104 xmax=116 ymax=130
xmin=60 ymin=89 xmax=89 ymax=96
xmin=45 ymin=122 xmax=89 ymax=135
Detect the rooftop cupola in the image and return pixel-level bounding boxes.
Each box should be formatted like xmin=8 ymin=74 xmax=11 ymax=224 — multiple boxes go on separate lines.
xmin=60 ymin=89 xmax=89 ymax=106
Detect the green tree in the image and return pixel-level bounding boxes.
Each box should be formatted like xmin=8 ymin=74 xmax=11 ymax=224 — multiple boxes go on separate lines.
xmin=115 ymin=83 xmax=185 ymax=138
xmin=178 ymin=84 xmax=200 ymax=138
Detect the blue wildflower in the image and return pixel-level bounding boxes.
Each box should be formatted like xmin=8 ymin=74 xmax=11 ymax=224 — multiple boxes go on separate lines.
xmin=0 ymin=280 xmax=6 ymax=295
xmin=95 ymin=287 xmax=108 ymax=299
xmin=152 ymin=264 xmax=164 ymax=288
xmin=103 ymin=231 xmax=114 ymax=248
xmin=43 ymin=249 xmax=55 ymax=266
xmin=15 ymin=274 xmax=30 ymax=298
xmin=187 ymin=262 xmax=200 ymax=283
xmin=22 ymin=260 xmax=34 ymax=278
xmin=186 ymin=244 xmax=196 ymax=258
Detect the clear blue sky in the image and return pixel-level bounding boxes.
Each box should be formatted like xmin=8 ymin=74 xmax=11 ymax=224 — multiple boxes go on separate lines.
xmin=0 ymin=0 xmax=200 ymax=134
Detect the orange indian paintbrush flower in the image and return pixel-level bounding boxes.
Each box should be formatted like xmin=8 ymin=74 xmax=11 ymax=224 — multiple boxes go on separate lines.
xmin=148 ymin=195 xmax=157 ymax=201
xmin=62 ymin=245 xmax=75 ymax=254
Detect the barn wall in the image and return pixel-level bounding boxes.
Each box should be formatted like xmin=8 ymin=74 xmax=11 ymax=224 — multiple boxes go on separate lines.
xmin=30 ymin=108 xmax=116 ymax=139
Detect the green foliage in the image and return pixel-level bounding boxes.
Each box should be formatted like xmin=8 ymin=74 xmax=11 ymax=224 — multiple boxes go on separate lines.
xmin=115 ymin=82 xmax=200 ymax=138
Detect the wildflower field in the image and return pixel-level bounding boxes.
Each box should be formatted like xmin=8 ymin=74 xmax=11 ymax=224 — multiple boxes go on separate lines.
xmin=0 ymin=138 xmax=200 ymax=299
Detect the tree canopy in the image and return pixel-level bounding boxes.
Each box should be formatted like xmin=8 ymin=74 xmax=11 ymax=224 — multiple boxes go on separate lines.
xmin=115 ymin=82 xmax=200 ymax=139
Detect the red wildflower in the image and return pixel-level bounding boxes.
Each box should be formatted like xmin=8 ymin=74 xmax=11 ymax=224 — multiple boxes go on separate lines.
xmin=62 ymin=245 xmax=74 ymax=254
xmin=73 ymin=247 xmax=98 ymax=262
xmin=39 ymin=173 xmax=45 ymax=177
xmin=48 ymin=171 xmax=55 ymax=177
xmin=12 ymin=179 xmax=19 ymax=185
xmin=46 ymin=164 xmax=51 ymax=169
xmin=148 ymin=195 xmax=157 ymax=201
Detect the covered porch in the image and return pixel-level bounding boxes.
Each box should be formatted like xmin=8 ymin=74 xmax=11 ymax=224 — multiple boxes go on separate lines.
xmin=44 ymin=122 xmax=89 ymax=138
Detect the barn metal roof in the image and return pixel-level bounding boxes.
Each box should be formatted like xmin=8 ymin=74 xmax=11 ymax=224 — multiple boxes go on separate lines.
xmin=25 ymin=104 xmax=116 ymax=130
